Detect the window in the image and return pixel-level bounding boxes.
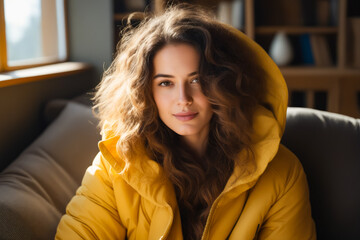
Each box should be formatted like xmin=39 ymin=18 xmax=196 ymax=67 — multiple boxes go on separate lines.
xmin=0 ymin=0 xmax=67 ymax=71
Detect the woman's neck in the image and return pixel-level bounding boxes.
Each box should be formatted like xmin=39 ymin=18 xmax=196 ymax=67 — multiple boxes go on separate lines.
xmin=180 ymin=131 xmax=209 ymax=157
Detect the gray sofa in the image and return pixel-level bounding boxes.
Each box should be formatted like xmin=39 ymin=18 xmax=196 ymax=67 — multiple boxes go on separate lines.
xmin=0 ymin=100 xmax=359 ymax=239
xmin=281 ymin=108 xmax=360 ymax=239
xmin=0 ymin=100 xmax=100 ymax=240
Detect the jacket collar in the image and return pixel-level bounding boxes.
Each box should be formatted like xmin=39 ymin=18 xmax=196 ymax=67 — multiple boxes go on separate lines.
xmin=220 ymin=105 xmax=281 ymax=200
xmin=98 ymin=105 xmax=281 ymax=206
xmin=98 ymin=136 xmax=178 ymax=209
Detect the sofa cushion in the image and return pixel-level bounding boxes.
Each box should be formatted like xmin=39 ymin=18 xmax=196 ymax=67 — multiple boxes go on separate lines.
xmin=0 ymin=101 xmax=100 ymax=240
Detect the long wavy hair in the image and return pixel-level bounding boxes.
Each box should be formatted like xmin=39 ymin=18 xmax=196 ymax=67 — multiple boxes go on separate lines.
xmin=94 ymin=4 xmax=265 ymax=239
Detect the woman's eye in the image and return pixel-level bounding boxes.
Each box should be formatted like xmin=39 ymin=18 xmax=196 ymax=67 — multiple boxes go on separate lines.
xmin=158 ymin=81 xmax=172 ymax=87
xmin=191 ymin=78 xmax=199 ymax=84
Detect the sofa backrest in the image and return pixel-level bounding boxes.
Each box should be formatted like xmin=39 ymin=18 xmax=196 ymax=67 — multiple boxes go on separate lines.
xmin=282 ymin=107 xmax=360 ymax=239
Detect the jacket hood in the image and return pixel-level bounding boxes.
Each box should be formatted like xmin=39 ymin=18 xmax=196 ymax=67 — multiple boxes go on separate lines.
xmin=98 ymin=25 xmax=288 ymax=205
xmin=220 ymin=24 xmax=288 ymax=193
xmin=224 ymin=24 xmax=288 ymax=131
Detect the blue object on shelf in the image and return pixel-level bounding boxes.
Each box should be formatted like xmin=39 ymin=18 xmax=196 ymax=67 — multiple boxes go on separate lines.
xmin=299 ymin=34 xmax=314 ymax=65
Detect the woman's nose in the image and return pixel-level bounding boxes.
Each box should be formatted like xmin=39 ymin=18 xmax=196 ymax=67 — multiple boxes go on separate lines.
xmin=177 ymin=84 xmax=193 ymax=106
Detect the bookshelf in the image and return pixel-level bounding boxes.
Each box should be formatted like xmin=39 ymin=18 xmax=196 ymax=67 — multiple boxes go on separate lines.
xmin=255 ymin=26 xmax=338 ymax=35
xmin=113 ymin=0 xmax=360 ymax=118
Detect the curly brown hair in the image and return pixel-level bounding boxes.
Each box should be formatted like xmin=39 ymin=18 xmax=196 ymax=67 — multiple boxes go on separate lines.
xmin=94 ymin=4 xmax=265 ymax=239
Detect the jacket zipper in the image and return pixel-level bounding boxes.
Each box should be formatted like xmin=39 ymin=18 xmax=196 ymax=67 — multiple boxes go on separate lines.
xmin=201 ymin=190 xmax=226 ymax=240
xmin=225 ymin=191 xmax=250 ymax=239
xmin=253 ymin=224 xmax=260 ymax=240
xmin=201 ymin=185 xmax=252 ymax=239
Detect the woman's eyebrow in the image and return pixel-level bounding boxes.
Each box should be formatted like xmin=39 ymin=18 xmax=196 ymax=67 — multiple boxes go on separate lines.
xmin=153 ymin=71 xmax=198 ymax=80
xmin=153 ymin=74 xmax=174 ymax=79
xmin=188 ymin=71 xmax=198 ymax=77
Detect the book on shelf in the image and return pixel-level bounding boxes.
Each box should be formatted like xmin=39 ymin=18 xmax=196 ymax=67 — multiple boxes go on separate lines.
xmin=299 ymin=34 xmax=315 ymax=65
xmin=256 ymin=0 xmax=338 ymax=27
xmin=298 ymin=34 xmax=332 ymax=66
xmin=301 ymin=0 xmax=317 ymax=26
xmin=316 ymin=0 xmax=331 ymax=26
xmin=348 ymin=17 xmax=360 ymax=68
xmin=114 ymin=0 xmax=149 ymax=13
xmin=279 ymin=0 xmax=303 ymax=25
xmin=255 ymin=0 xmax=302 ymax=26
xmin=329 ymin=0 xmax=338 ymax=26
xmin=309 ymin=34 xmax=333 ymax=67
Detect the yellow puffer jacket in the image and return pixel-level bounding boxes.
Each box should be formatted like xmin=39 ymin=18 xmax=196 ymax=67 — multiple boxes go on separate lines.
xmin=56 ymin=26 xmax=316 ymax=240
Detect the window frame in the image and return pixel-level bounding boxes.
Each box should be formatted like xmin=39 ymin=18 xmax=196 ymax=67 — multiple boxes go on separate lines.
xmin=0 ymin=0 xmax=69 ymax=72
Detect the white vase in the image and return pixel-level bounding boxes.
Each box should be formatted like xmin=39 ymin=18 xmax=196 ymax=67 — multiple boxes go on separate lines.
xmin=269 ymin=32 xmax=294 ymax=66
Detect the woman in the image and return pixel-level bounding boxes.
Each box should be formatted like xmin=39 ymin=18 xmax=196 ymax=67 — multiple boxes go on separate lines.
xmin=56 ymin=4 xmax=316 ymax=240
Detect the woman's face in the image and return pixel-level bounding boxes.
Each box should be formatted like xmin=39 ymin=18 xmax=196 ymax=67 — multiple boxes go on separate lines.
xmin=152 ymin=43 xmax=213 ymax=145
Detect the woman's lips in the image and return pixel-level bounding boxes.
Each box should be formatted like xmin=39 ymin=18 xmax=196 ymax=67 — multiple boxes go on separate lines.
xmin=173 ymin=112 xmax=198 ymax=121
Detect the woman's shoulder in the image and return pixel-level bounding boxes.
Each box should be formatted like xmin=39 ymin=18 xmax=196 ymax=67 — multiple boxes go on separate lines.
xmin=272 ymin=144 xmax=303 ymax=170
xmin=260 ymin=144 xmax=306 ymax=191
